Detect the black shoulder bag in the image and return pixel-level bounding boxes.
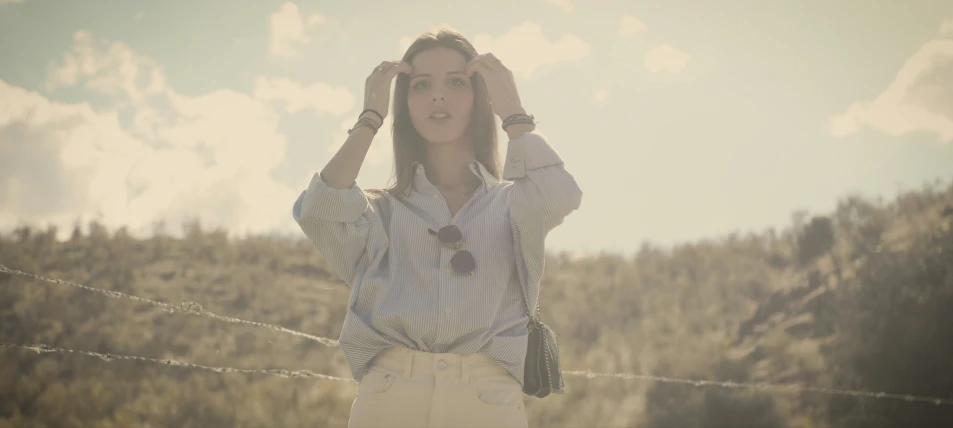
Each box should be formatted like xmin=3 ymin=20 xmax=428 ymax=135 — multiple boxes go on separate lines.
xmin=520 ymin=293 xmax=565 ymax=397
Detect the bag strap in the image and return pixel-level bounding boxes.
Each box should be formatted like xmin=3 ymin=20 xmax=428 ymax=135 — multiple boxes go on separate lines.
xmin=510 ymin=219 xmax=541 ymax=324
xmin=515 ymin=269 xmax=541 ymax=324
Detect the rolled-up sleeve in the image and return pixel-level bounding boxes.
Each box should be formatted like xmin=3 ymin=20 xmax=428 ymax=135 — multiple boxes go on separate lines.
xmin=505 ymin=131 xmax=582 ymax=305
xmin=292 ymin=172 xmax=384 ymax=286
xmin=505 ymin=131 xmax=583 ymax=235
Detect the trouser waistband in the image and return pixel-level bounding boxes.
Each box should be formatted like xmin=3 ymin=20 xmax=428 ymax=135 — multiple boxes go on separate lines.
xmin=368 ymin=346 xmax=513 ymax=384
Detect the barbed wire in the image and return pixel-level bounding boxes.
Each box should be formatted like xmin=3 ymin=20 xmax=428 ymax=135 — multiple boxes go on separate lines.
xmin=0 ymin=343 xmax=356 ymax=383
xmin=561 ymin=371 xmax=953 ymax=406
xmin=0 ymin=265 xmax=339 ymax=347
xmin=3 ymin=342 xmax=951 ymax=406
xmin=2 ymin=265 xmax=953 ymax=406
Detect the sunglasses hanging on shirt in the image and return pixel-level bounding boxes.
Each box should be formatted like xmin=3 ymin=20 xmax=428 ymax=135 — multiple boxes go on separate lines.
xmin=427 ymin=225 xmax=476 ymax=275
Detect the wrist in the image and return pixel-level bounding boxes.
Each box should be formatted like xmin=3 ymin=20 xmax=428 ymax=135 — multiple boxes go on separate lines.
xmin=352 ymin=123 xmax=376 ymax=136
xmin=348 ymin=117 xmax=379 ymax=135
xmin=359 ymin=108 xmax=384 ymax=126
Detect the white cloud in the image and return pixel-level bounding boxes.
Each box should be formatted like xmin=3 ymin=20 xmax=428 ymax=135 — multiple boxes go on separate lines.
xmin=269 ymin=2 xmax=312 ymax=58
xmin=619 ymin=15 xmax=647 ymax=37
xmin=45 ymin=30 xmax=168 ymax=102
xmin=644 ymin=44 xmax=689 ymax=73
xmin=941 ymin=18 xmax=953 ymax=36
xmin=254 ymin=77 xmax=355 ymax=115
xmin=472 ymin=22 xmax=590 ymax=79
xmin=2 ymin=30 xmax=315 ymax=241
xmin=0 ymin=82 xmax=145 ymax=230
xmin=542 ymin=0 xmax=573 ymax=14
xmin=828 ymin=38 xmax=953 ymax=143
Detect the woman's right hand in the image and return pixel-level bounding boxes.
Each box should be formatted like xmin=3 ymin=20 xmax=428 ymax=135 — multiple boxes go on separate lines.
xmin=363 ymin=61 xmax=412 ymax=122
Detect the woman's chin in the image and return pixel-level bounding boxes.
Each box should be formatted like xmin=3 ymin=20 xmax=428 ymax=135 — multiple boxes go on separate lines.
xmin=420 ymin=129 xmax=467 ymax=145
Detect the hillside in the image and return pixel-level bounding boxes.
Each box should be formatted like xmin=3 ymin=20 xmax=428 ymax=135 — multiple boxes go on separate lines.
xmin=2 ymin=181 xmax=952 ymax=428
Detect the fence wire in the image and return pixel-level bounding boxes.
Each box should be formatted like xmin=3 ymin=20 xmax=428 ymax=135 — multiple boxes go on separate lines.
xmin=3 ymin=264 xmax=952 ymax=406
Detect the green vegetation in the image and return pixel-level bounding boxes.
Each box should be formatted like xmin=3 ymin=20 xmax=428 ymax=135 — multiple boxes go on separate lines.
xmin=2 ymin=181 xmax=952 ymax=427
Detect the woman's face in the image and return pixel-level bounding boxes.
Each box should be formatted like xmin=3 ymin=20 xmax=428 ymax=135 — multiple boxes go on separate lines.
xmin=406 ymin=47 xmax=475 ymax=145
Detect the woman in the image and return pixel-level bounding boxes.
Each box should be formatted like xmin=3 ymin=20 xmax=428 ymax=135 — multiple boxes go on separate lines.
xmin=292 ymin=28 xmax=582 ymax=428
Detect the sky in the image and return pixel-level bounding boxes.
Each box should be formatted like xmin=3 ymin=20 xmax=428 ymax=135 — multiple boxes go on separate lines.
xmin=1 ymin=0 xmax=952 ymax=256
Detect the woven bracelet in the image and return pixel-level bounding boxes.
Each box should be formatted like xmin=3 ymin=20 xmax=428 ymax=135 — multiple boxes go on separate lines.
xmin=502 ymin=120 xmax=536 ymax=132
xmin=348 ymin=117 xmax=379 ymax=135
xmin=359 ymin=109 xmax=384 ymax=123
xmin=502 ymin=113 xmax=536 ymax=131
xmin=502 ymin=113 xmax=536 ymax=129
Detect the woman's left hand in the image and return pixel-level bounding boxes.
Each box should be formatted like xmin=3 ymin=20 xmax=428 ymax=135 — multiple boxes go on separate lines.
xmin=466 ymin=53 xmax=525 ymax=119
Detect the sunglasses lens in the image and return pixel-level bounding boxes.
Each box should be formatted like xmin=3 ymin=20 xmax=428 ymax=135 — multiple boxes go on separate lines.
xmin=437 ymin=225 xmax=463 ymax=244
xmin=451 ymin=250 xmax=476 ymax=274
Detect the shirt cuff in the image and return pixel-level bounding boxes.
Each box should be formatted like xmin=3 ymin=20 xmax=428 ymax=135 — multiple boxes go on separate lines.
xmin=502 ymin=131 xmax=565 ymax=180
xmin=294 ymin=172 xmax=370 ymax=223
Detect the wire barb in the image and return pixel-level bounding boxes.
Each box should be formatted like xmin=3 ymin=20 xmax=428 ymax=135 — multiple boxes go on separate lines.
xmin=0 ymin=264 xmax=339 ymax=347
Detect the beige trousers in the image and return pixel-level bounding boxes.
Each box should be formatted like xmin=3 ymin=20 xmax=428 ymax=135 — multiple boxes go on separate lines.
xmin=347 ymin=346 xmax=528 ymax=428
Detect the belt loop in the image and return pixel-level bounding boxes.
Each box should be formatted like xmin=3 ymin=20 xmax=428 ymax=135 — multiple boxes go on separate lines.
xmin=402 ymin=350 xmax=413 ymax=380
xmin=462 ymin=359 xmax=470 ymax=385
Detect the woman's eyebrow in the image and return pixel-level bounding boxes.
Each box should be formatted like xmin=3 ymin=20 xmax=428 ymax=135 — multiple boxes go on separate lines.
xmin=411 ymin=71 xmax=466 ymax=79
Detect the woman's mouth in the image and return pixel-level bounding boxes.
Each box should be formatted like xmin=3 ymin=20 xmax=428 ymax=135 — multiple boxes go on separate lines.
xmin=429 ymin=112 xmax=452 ymax=123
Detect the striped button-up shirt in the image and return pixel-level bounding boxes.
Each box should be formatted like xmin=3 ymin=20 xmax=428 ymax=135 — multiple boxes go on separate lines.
xmin=292 ymin=130 xmax=582 ymax=385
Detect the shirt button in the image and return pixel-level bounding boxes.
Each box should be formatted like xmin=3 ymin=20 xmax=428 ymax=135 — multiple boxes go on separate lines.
xmin=432 ymin=194 xmax=439 ymax=199
xmin=436 ymin=359 xmax=448 ymax=370
xmin=445 ymin=308 xmax=452 ymax=314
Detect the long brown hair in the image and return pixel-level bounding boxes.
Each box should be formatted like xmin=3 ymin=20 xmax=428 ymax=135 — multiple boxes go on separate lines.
xmin=375 ymin=28 xmax=501 ymax=198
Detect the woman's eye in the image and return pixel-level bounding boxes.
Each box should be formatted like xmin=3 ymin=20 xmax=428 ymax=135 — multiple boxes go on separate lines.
xmin=450 ymin=78 xmax=467 ymax=87
xmin=412 ymin=80 xmax=430 ymax=90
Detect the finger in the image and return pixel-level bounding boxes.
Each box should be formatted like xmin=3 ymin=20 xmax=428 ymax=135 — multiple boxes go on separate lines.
xmin=383 ymin=62 xmax=409 ymax=81
xmin=385 ymin=66 xmax=403 ymax=81
xmin=369 ymin=62 xmax=397 ymax=81
xmin=466 ymin=55 xmax=493 ymax=77
xmin=472 ymin=60 xmax=495 ymax=78
xmin=394 ymin=61 xmax=413 ymax=75
xmin=483 ymin=56 xmax=503 ymax=73
xmin=485 ymin=53 xmax=506 ymax=71
xmin=368 ymin=62 xmax=387 ymax=79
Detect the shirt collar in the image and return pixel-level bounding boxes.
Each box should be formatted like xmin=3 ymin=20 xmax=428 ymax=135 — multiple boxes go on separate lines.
xmin=408 ymin=160 xmax=499 ymax=197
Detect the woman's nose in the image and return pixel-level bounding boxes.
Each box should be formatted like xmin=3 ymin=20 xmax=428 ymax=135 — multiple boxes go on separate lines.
xmin=432 ymin=85 xmax=446 ymax=101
